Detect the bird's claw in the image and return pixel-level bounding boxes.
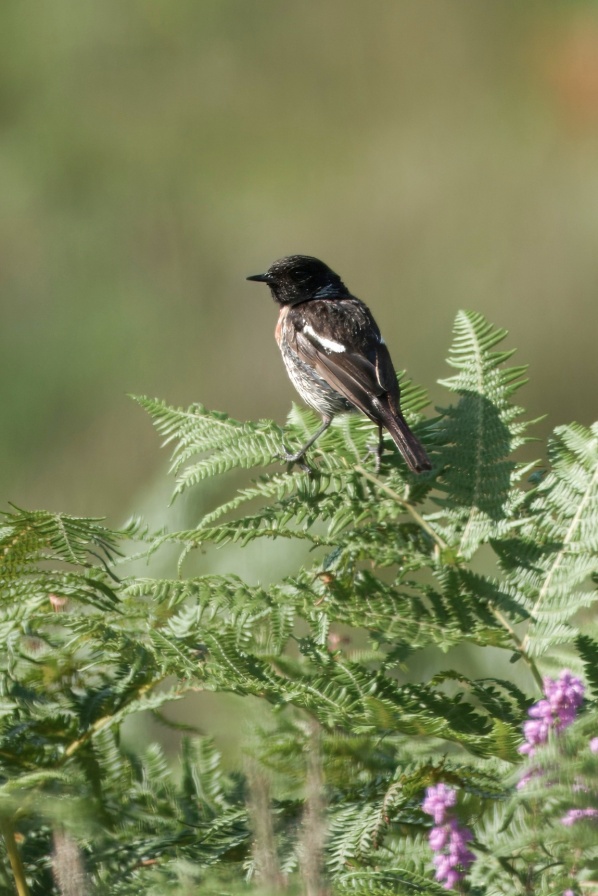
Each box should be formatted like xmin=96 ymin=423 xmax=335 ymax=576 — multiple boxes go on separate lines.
xmin=277 ymin=450 xmax=313 ymax=474
xmin=361 ymin=440 xmax=383 ymax=473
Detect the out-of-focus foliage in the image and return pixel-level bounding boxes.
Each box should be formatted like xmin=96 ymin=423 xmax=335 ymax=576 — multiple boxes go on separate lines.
xmin=2 ymin=1 xmax=598 ymax=516
xmin=0 ymin=312 xmax=596 ymax=894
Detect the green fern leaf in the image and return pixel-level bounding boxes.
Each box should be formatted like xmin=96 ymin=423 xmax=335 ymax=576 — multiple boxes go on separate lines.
xmin=435 ymin=310 xmax=530 ymax=558
xmin=506 ymin=422 xmax=598 ymax=657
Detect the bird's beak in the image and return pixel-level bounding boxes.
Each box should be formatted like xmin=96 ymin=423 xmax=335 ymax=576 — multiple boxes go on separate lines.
xmin=246 ymin=272 xmax=271 ymax=283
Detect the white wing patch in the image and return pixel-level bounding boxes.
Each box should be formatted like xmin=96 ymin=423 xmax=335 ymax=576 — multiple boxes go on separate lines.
xmin=303 ymin=323 xmax=346 ymax=353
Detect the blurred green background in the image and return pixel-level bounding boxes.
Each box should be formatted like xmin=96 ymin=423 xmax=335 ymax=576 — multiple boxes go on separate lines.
xmin=2 ymin=0 xmax=597 ymax=519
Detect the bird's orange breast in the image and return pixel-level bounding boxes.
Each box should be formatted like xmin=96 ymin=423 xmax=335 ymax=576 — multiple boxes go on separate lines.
xmin=275 ymin=306 xmax=289 ymax=346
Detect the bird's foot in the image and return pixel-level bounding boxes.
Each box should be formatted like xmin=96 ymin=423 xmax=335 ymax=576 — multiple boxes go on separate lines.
xmin=277 ymin=448 xmax=313 ymax=474
xmin=361 ymin=440 xmax=384 ymax=473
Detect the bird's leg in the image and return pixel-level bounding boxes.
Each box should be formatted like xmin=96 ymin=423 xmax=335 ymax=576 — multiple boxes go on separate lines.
xmin=362 ymin=424 xmax=384 ymax=472
xmin=375 ymin=424 xmax=384 ymax=472
xmin=279 ymin=415 xmax=333 ymax=469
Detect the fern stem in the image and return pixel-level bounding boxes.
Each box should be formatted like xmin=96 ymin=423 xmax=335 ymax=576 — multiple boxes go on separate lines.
xmin=246 ymin=763 xmax=284 ymax=891
xmin=62 ymin=680 xmax=158 ymax=761
xmin=496 ymin=854 xmax=529 ymax=888
xmin=354 ymin=465 xmax=448 ymax=552
xmin=298 ymin=719 xmax=327 ymax=896
xmin=358 ymin=458 xmax=542 ymax=693
xmin=457 ymin=313 xmax=485 ymax=557
xmin=490 ymin=607 xmax=543 ymax=693
xmin=0 ymin=817 xmax=31 ymax=896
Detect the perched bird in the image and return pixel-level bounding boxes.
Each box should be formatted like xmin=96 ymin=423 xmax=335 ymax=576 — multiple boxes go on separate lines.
xmin=247 ymin=255 xmax=431 ymax=473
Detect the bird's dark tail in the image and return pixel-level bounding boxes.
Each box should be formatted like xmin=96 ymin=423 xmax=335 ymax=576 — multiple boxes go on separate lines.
xmin=382 ymin=412 xmax=431 ymax=473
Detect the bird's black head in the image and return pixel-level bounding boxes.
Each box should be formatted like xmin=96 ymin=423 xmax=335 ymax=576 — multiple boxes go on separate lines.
xmin=247 ymin=255 xmax=350 ymax=305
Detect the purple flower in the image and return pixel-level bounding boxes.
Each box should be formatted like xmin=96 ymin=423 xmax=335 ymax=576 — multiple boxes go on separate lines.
xmin=544 ymin=670 xmax=585 ymax=729
xmin=422 ymin=787 xmax=475 ymax=890
xmin=561 ymin=808 xmax=598 ymax=826
xmin=590 ymin=737 xmax=598 ymax=754
xmin=519 ymin=703 xmax=553 ymax=756
xmin=429 ymin=825 xmax=450 ymax=851
xmin=430 ymin=820 xmax=475 ymax=890
xmin=422 ymin=783 xmax=457 ymax=825
xmin=516 ymin=767 xmax=544 ymax=790
xmin=519 ymin=670 xmax=585 ymax=758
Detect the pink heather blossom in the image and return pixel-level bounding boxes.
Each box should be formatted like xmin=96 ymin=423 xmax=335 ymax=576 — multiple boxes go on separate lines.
xmin=519 ymin=670 xmax=585 ymax=758
xmin=561 ymin=808 xmax=598 ymax=826
xmin=590 ymin=737 xmax=598 ymax=754
xmin=516 ymin=767 xmax=544 ymax=791
xmin=543 ymin=671 xmax=585 ymax=729
xmin=429 ymin=825 xmax=450 ymax=851
xmin=422 ymin=784 xmax=457 ymax=825
xmin=422 ymin=787 xmax=475 ymax=890
xmin=519 ymin=700 xmax=554 ymax=756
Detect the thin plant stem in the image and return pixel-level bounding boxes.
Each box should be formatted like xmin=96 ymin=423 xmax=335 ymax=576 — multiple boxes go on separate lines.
xmin=354 ymin=464 xmax=544 ymax=691
xmin=490 ymin=607 xmax=544 ymax=693
xmin=62 ymin=680 xmax=157 ymax=761
xmin=354 ymin=464 xmax=448 ymax=552
xmin=0 ymin=817 xmax=31 ymax=896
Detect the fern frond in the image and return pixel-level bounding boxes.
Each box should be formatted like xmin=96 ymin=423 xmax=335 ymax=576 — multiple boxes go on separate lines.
xmin=435 ymin=310 xmax=531 ymax=558
xmin=133 ymin=396 xmax=284 ymax=494
xmin=501 ymin=421 xmax=598 ymax=658
xmin=0 ymin=506 xmax=121 ymax=582
xmin=338 ymin=867 xmax=448 ymax=895
xmin=576 ymin=633 xmax=598 ymax=697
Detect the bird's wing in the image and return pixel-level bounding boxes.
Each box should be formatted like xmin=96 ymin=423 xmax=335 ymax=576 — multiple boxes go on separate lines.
xmin=293 ymin=306 xmax=400 ymax=419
